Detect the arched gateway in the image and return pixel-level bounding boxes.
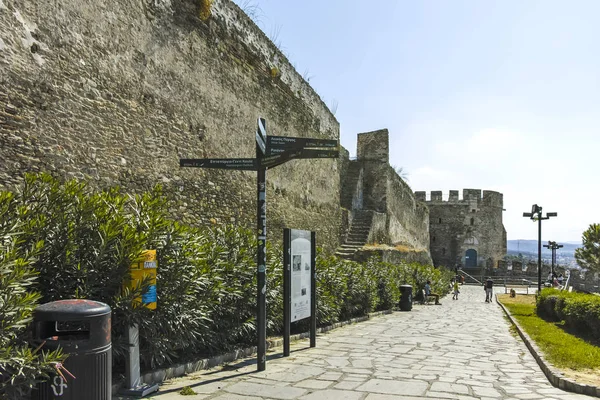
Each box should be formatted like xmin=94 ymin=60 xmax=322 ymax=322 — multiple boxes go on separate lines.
xmin=465 ymin=249 xmax=478 ymax=268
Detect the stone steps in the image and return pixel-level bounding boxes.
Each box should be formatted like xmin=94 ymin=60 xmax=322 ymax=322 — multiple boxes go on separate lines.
xmin=340 ymin=162 xmax=362 ymax=209
xmin=335 ymin=210 xmax=374 ymax=261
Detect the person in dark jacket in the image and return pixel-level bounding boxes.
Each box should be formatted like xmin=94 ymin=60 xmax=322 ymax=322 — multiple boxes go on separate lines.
xmin=484 ymin=277 xmax=494 ymax=302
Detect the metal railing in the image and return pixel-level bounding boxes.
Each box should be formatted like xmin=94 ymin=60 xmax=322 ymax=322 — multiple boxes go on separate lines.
xmin=458 ymin=269 xmax=482 ymax=285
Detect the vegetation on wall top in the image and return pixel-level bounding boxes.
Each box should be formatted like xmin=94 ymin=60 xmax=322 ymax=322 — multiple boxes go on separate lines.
xmin=199 ymin=0 xmax=213 ymax=21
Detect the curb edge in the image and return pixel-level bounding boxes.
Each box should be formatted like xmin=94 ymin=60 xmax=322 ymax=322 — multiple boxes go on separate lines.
xmin=496 ymin=294 xmax=600 ymax=398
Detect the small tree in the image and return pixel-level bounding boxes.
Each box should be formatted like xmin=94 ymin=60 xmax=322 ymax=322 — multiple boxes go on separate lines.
xmin=575 ymin=223 xmax=600 ymax=273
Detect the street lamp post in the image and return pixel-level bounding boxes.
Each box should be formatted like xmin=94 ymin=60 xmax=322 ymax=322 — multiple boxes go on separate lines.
xmin=523 ymin=204 xmax=557 ymax=293
xmin=543 ymin=241 xmax=564 ymax=279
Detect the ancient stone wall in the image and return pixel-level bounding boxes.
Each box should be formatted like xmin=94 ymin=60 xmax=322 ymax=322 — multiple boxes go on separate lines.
xmin=415 ymin=189 xmax=507 ymax=269
xmin=355 ymin=129 xmax=387 ymax=213
xmin=385 ymin=167 xmax=429 ymax=251
xmin=0 ymin=0 xmax=342 ymax=252
xmin=349 ymin=129 xmax=430 ymax=255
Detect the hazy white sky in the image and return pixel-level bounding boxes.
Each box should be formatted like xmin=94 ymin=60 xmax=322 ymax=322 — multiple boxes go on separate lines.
xmin=233 ymin=0 xmax=600 ymax=242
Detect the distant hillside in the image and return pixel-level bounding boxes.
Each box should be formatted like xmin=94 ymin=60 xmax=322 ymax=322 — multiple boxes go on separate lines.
xmin=507 ymin=240 xmax=581 ymax=256
xmin=507 ymin=240 xmax=581 ymax=268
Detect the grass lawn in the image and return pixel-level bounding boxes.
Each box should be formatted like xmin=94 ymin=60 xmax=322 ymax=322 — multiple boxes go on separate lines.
xmin=498 ymin=294 xmax=600 ymax=386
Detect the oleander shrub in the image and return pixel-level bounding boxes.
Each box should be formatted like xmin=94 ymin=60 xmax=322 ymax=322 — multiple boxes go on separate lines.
xmin=314 ymin=254 xmax=346 ymax=326
xmin=0 ymin=191 xmax=66 ymax=400
xmin=1 ymin=174 xmax=451 ymax=380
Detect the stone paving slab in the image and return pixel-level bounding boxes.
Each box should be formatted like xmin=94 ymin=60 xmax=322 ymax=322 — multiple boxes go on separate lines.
xmin=120 ymin=285 xmax=597 ymax=400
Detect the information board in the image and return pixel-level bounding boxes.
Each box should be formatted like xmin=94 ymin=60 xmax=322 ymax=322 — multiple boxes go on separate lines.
xmin=290 ymin=230 xmax=312 ymax=322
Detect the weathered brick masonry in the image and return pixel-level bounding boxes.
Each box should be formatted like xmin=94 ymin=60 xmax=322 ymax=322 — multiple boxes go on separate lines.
xmin=0 ymin=0 xmax=342 ymax=252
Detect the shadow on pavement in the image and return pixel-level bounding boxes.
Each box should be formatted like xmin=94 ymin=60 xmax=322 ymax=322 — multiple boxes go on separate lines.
xmin=147 ymin=347 xmax=312 ymax=397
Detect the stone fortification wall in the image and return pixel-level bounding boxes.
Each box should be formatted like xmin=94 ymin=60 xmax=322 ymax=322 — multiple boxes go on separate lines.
xmin=415 ymin=189 xmax=507 ymax=269
xmin=0 ymin=0 xmax=342 ymax=251
xmin=351 ymin=129 xmax=430 ymax=253
xmin=357 ymin=129 xmax=389 ymax=213
xmin=385 ymin=166 xmax=429 ymax=250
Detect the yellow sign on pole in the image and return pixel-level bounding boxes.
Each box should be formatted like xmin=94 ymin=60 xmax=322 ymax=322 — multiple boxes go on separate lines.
xmin=128 ymin=250 xmax=157 ymax=310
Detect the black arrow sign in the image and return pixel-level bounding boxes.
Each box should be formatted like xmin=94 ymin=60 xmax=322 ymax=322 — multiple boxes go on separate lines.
xmin=260 ymin=148 xmax=338 ymax=168
xmin=295 ymin=149 xmax=339 ymax=159
xmin=266 ymin=136 xmax=338 ymax=156
xmin=180 ymin=158 xmax=257 ymax=170
xmin=260 ymin=150 xmax=302 ymax=169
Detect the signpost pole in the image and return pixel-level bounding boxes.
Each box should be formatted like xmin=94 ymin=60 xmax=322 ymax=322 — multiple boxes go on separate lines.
xmin=310 ymin=231 xmax=317 ymax=348
xmin=180 ymin=116 xmax=338 ymax=371
xmin=256 ymin=118 xmax=267 ymax=371
xmin=283 ymin=228 xmax=291 ymax=357
xmin=120 ymin=250 xmax=159 ymax=397
xmin=538 ymin=214 xmax=542 ymax=294
xmin=257 ymin=166 xmax=267 ymax=370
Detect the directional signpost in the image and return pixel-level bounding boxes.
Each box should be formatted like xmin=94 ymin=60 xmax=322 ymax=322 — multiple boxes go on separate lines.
xmin=266 ymin=136 xmax=338 ymax=155
xmin=180 ymin=118 xmax=338 ymax=371
xmin=180 ymin=158 xmax=258 ymax=170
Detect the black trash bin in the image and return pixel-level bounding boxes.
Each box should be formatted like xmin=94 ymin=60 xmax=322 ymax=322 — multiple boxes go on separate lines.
xmin=31 ymin=299 xmax=111 ymax=400
xmin=399 ymin=284 xmax=413 ymax=311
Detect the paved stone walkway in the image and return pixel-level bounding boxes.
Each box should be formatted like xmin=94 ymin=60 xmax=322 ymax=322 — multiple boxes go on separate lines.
xmin=144 ymin=285 xmax=596 ymax=399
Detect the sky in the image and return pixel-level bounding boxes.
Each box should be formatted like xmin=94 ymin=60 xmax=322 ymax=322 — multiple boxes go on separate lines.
xmin=232 ymin=0 xmax=600 ymax=243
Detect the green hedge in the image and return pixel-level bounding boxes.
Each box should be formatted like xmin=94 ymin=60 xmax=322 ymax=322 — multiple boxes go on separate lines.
xmin=0 ymin=174 xmax=451 ymax=387
xmin=537 ymin=288 xmax=600 ymax=341
xmin=0 ymin=189 xmax=66 ymax=400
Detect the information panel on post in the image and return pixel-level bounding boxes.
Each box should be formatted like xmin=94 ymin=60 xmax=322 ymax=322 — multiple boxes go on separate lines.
xmin=128 ymin=250 xmax=158 ymax=310
xmin=291 ymin=230 xmax=311 ymax=322
xmin=283 ymin=229 xmax=316 ymax=356
xmin=121 ymin=249 xmax=160 ymax=398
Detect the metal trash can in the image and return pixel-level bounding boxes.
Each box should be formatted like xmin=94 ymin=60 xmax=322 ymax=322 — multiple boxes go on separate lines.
xmin=399 ymin=284 xmax=413 ymax=311
xmin=31 ymin=299 xmax=111 ymax=400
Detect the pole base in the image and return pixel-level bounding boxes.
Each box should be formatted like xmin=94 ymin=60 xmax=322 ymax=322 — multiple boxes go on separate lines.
xmin=119 ymin=383 xmax=159 ymax=397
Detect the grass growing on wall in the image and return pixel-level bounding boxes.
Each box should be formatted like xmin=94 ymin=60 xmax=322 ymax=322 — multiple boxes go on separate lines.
xmin=0 ymin=174 xmax=451 ymax=380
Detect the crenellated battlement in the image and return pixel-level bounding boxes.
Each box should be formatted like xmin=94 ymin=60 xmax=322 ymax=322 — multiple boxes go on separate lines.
xmin=414 ymin=189 xmax=503 ymax=207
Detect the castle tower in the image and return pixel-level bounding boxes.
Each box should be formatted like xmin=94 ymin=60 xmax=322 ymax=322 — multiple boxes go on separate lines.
xmin=414 ymin=189 xmax=507 ymax=271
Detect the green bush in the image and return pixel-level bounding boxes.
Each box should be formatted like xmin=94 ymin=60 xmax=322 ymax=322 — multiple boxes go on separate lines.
xmin=0 ymin=191 xmax=66 ymax=400
xmin=0 ymin=174 xmax=451 ymax=383
xmin=536 ymin=290 xmax=560 ymax=321
xmin=314 ymin=254 xmax=346 ymax=326
xmin=537 ymin=288 xmax=600 ymax=341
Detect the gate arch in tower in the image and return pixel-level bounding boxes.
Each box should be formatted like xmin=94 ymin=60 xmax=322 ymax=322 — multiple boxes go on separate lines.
xmin=465 ymin=249 xmax=478 ymax=268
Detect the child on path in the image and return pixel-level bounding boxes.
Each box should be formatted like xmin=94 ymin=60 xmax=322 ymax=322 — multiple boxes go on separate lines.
xmin=452 ymin=280 xmax=459 ymax=300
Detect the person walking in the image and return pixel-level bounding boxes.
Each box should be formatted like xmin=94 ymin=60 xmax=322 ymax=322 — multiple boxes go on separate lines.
xmin=484 ymin=277 xmax=494 ymax=302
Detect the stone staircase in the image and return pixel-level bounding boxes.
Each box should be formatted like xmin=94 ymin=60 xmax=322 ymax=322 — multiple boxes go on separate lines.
xmin=335 ymin=210 xmax=374 ymax=260
xmin=340 ymin=161 xmax=362 ymax=209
